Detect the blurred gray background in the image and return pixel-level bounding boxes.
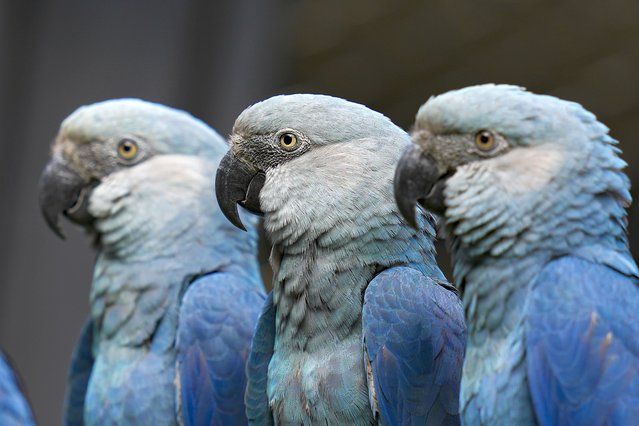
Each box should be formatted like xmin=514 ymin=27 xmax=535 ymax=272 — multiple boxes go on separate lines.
xmin=1 ymin=0 xmax=638 ymax=423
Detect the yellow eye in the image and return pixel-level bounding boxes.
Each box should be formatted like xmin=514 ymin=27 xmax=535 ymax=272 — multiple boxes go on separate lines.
xmin=475 ymin=130 xmax=495 ymax=151
xmin=117 ymin=139 xmax=139 ymax=160
xmin=279 ymin=133 xmax=298 ymax=151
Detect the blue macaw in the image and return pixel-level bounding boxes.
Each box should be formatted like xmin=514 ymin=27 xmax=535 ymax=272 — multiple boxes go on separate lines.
xmin=0 ymin=351 xmax=36 ymax=426
xmin=215 ymin=94 xmax=466 ymax=425
xmin=38 ymin=99 xmax=265 ymax=425
xmin=394 ymin=84 xmax=639 ymax=425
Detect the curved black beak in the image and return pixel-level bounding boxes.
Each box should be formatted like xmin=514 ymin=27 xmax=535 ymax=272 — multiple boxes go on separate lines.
xmin=215 ymin=151 xmax=265 ymax=231
xmin=394 ymin=145 xmax=446 ymax=228
xmin=38 ymin=155 xmax=92 ymax=239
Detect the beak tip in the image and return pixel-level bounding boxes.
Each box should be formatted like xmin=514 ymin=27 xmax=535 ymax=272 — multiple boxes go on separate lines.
xmin=230 ymin=214 xmax=248 ymax=232
xmin=394 ymin=192 xmax=419 ymax=230
xmin=405 ymin=215 xmax=420 ymax=230
xmin=54 ymin=228 xmax=67 ymax=240
xmin=39 ymin=198 xmax=67 ymax=239
xmin=38 ymin=156 xmax=83 ymax=241
xmin=215 ymin=151 xmax=262 ymax=232
xmin=42 ymin=211 xmax=66 ymax=240
xmin=394 ymin=144 xmax=443 ymax=230
xmin=214 ymin=186 xmax=247 ymax=232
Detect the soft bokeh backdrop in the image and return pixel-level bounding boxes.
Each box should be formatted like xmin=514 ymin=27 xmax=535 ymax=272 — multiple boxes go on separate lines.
xmin=1 ymin=0 xmax=638 ymax=423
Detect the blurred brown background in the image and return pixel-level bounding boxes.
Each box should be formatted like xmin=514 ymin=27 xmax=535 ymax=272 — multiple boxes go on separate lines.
xmin=1 ymin=0 xmax=638 ymax=423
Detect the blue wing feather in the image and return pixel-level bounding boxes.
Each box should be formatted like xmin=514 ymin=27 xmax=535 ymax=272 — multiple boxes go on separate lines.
xmin=362 ymin=266 xmax=466 ymax=425
xmin=63 ymin=318 xmax=94 ymax=426
xmin=176 ymin=272 xmax=264 ymax=426
xmin=244 ymin=292 xmax=275 ymax=426
xmin=526 ymin=254 xmax=639 ymax=426
xmin=0 ymin=351 xmax=36 ymax=426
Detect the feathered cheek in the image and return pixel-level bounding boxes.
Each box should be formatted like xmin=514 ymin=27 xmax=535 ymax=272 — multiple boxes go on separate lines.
xmin=88 ymin=177 xmax=132 ymax=219
xmin=258 ymin=167 xmax=292 ymax=214
xmin=443 ymin=163 xmax=489 ymax=203
xmin=441 ymin=163 xmax=499 ymax=224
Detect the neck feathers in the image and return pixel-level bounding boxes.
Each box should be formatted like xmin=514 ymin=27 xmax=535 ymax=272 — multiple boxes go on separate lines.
xmin=447 ymin=125 xmax=632 ymax=335
xmin=446 ymin=131 xmax=631 ymax=265
xmin=262 ymin=137 xmax=443 ymax=349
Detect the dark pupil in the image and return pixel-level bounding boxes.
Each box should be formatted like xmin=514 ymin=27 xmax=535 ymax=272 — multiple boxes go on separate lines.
xmin=283 ymin=135 xmax=293 ymax=145
xmin=122 ymin=142 xmax=132 ymax=152
xmin=480 ymin=133 xmax=490 ymax=144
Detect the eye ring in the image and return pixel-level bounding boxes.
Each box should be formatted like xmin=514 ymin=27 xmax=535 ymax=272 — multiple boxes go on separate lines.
xmin=279 ymin=132 xmax=299 ymax=151
xmin=474 ymin=130 xmax=496 ymax=151
xmin=117 ymin=138 xmax=139 ymax=160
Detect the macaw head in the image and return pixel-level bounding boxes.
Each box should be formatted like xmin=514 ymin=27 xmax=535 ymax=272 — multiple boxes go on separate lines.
xmin=394 ymin=84 xmax=630 ymax=258
xmin=215 ymin=94 xmax=430 ymax=248
xmin=38 ymin=99 xmax=233 ymax=246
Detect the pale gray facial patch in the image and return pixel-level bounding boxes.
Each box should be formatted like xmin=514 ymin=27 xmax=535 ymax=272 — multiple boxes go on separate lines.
xmin=486 ymin=144 xmax=566 ymax=195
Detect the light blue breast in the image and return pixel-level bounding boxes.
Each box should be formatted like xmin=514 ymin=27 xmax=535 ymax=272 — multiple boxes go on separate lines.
xmin=267 ymin=208 xmax=440 ymax=424
xmin=81 ymin=157 xmax=261 ymax=424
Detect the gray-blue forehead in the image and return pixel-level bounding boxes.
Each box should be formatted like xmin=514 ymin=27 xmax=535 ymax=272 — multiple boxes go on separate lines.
xmin=62 ymin=99 xmax=185 ymax=137
xmin=233 ymin=94 xmax=402 ymax=142
xmin=416 ymin=84 xmax=589 ymax=142
xmin=61 ymin=98 xmax=226 ymax=156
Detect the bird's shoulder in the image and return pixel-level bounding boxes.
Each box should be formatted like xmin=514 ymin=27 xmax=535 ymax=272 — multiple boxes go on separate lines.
xmin=362 ymin=266 xmax=466 ymax=425
xmin=526 ymin=252 xmax=639 ymax=425
xmin=176 ymin=272 xmax=265 ymax=425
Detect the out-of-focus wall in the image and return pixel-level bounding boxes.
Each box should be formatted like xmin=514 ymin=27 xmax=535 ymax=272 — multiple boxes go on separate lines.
xmin=0 ymin=0 xmax=637 ymax=424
